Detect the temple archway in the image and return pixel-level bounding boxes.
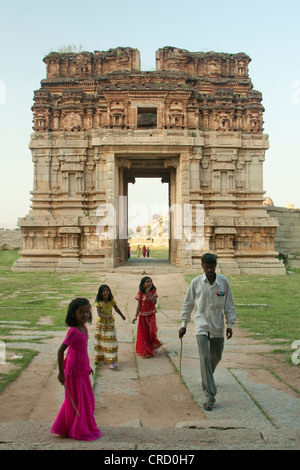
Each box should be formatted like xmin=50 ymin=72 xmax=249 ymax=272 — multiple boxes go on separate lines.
xmin=115 ymin=156 xmax=179 ymax=267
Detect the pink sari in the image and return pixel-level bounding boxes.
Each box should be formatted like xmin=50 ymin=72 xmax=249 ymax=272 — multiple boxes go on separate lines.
xmin=51 ymin=327 xmax=101 ymax=441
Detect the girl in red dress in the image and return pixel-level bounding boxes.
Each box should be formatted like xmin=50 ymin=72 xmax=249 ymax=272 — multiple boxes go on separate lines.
xmin=132 ymin=276 xmax=162 ymax=358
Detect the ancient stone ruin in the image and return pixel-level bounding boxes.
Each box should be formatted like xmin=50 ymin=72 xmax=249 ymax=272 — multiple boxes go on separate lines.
xmin=12 ymin=46 xmax=285 ymax=274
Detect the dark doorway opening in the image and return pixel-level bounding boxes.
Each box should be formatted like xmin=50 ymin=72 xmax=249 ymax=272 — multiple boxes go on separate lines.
xmin=137 ymin=107 xmax=157 ymax=129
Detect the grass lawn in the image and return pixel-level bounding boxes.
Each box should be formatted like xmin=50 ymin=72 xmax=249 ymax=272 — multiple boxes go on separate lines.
xmin=129 ymin=246 xmax=169 ymax=259
xmin=148 ymin=248 xmax=169 ymax=259
xmin=0 ymin=250 xmax=106 ymax=329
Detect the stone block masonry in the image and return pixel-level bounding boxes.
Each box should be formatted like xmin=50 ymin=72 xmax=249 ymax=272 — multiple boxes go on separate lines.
xmin=266 ymin=206 xmax=300 ymax=269
xmin=12 ymin=47 xmax=285 ymax=274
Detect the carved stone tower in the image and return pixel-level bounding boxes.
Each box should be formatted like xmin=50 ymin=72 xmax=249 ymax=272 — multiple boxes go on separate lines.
xmin=13 ymin=46 xmax=285 ymax=274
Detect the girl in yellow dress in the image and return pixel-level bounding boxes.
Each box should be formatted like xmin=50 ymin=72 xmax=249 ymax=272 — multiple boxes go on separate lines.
xmin=94 ymin=284 xmax=126 ymax=369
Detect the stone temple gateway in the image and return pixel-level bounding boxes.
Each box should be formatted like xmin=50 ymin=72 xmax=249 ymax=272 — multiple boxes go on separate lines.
xmin=13 ymin=47 xmax=285 ymax=274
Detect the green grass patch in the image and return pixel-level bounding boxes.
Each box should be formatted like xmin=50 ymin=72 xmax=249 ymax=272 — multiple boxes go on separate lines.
xmin=129 ymin=246 xmax=169 ymax=259
xmin=0 ymin=249 xmax=20 ymax=267
xmin=0 ymin=250 xmax=105 ymax=329
xmin=229 ymin=274 xmax=299 ymax=342
xmin=149 ymin=248 xmax=169 ymax=259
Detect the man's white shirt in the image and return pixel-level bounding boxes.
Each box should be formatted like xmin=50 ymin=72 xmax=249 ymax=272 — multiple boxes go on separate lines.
xmin=181 ymin=273 xmax=236 ymax=338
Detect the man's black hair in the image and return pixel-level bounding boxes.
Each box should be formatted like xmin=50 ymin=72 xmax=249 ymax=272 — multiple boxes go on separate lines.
xmin=201 ymin=253 xmax=217 ymax=265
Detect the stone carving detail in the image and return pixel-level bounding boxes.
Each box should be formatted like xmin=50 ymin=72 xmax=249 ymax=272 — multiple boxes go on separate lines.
xmin=63 ymin=113 xmax=82 ymax=131
xmin=32 ymin=47 xmax=264 ymax=135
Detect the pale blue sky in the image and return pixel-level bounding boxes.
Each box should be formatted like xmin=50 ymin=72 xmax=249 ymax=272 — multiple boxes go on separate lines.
xmin=1 ymin=0 xmax=299 ymax=227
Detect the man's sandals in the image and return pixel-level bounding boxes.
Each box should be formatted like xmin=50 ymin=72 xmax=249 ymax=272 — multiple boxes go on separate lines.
xmin=203 ymin=402 xmax=214 ymax=411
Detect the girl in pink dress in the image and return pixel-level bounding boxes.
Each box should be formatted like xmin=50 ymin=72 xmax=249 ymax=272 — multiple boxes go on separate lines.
xmin=51 ymin=298 xmax=101 ymax=441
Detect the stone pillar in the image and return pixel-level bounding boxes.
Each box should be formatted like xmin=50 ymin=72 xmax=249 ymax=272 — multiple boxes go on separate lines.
xmin=180 ymin=152 xmax=192 ymax=269
xmin=101 ymin=151 xmax=115 ymax=268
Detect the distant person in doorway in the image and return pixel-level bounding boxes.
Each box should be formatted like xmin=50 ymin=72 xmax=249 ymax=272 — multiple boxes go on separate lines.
xmin=179 ymin=253 xmax=236 ymax=411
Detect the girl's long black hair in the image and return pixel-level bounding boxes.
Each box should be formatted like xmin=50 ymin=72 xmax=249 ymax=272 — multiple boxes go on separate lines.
xmin=96 ymin=284 xmax=113 ymax=302
xmin=65 ymin=297 xmax=92 ymax=327
xmin=139 ymin=276 xmax=156 ymax=293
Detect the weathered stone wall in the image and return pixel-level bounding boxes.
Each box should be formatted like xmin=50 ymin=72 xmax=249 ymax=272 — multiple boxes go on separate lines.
xmin=266 ymin=206 xmax=300 ymax=268
xmin=33 ymin=47 xmax=264 ymax=135
xmin=0 ymin=229 xmax=22 ymax=249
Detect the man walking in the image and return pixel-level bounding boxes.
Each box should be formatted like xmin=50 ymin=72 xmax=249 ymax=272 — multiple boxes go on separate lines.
xmin=179 ymin=253 xmax=236 ymax=411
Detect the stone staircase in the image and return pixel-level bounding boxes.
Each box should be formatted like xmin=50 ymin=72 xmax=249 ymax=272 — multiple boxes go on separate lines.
xmin=112 ymin=259 xmax=183 ymax=274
